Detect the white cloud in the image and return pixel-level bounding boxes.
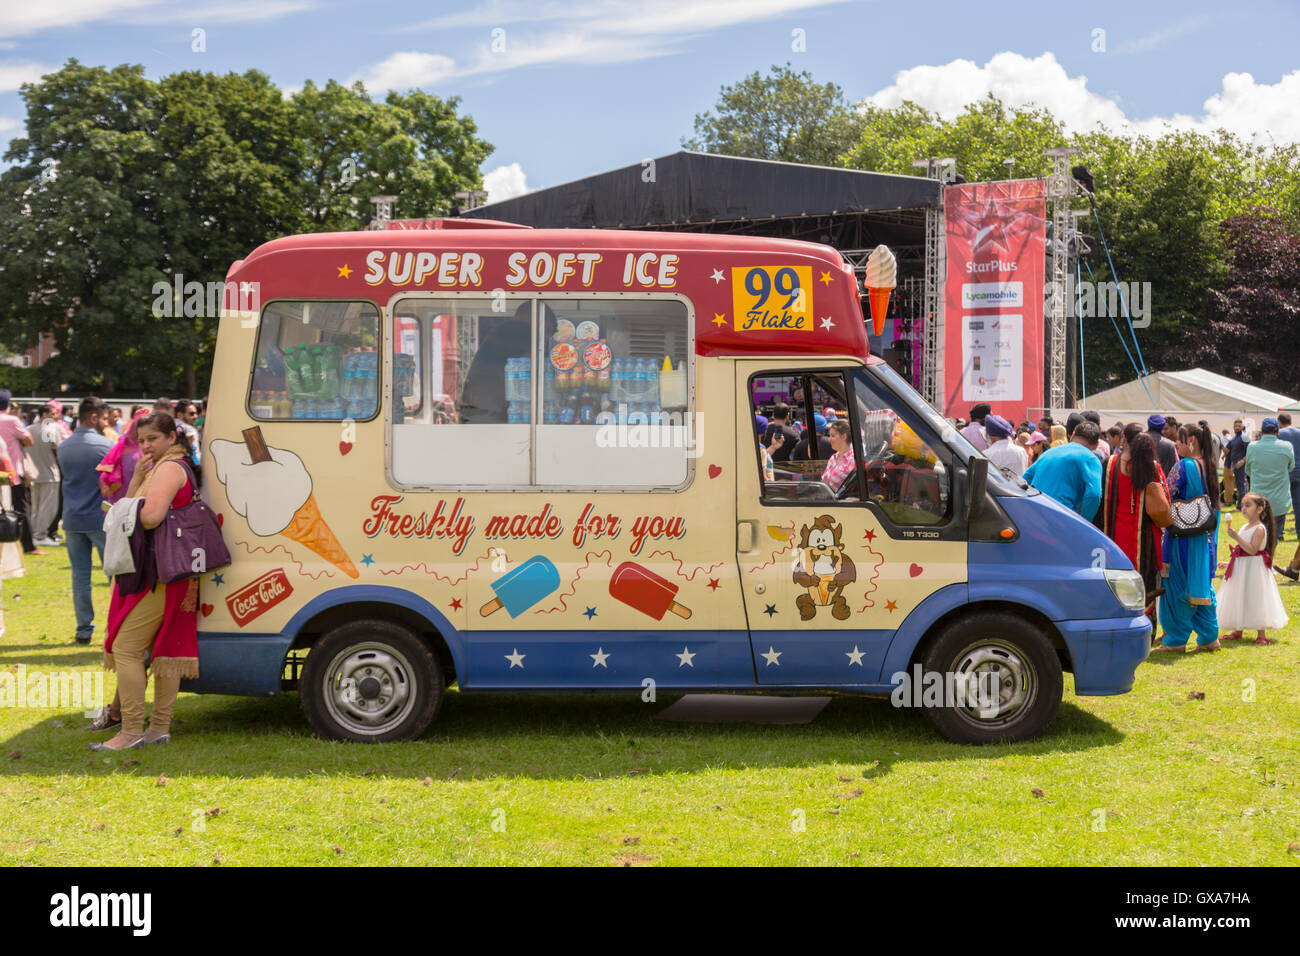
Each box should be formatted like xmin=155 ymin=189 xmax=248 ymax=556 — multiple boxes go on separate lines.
xmin=0 ymin=0 xmax=311 ymax=37
xmin=360 ymin=0 xmax=855 ymax=89
xmin=0 ymin=117 xmax=20 ymax=132
xmin=864 ymin=51 xmax=1300 ymax=143
xmin=0 ymin=60 xmax=52 ymax=93
xmin=352 ymin=52 xmax=456 ymax=92
xmin=483 ymin=162 xmax=529 ymax=203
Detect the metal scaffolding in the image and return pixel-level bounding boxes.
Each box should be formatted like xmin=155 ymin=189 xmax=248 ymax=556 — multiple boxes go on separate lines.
xmin=911 ymin=158 xmax=951 ymax=407
xmin=1044 ymin=147 xmax=1081 ymax=410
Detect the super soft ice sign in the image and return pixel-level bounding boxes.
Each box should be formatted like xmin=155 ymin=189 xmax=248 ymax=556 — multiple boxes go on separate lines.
xmin=362 ymin=250 xmax=681 ymax=289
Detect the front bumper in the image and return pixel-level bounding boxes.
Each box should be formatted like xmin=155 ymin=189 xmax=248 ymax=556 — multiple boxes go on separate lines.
xmin=1057 ymin=614 xmax=1152 ymax=696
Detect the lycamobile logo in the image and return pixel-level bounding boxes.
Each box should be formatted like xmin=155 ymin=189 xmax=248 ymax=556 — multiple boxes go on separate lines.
xmin=962 ymin=282 xmax=1023 ymax=309
xmin=49 ymin=887 xmax=151 ymax=936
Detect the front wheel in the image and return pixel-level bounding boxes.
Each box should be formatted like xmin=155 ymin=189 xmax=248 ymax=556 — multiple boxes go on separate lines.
xmin=918 ymin=611 xmax=1062 ymax=744
xmin=300 ymin=620 xmax=442 ymax=742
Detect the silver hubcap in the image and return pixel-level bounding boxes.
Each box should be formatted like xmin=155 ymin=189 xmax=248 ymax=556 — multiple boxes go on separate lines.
xmin=321 ymin=642 xmax=417 ymax=736
xmin=950 ymin=639 xmax=1037 ymax=728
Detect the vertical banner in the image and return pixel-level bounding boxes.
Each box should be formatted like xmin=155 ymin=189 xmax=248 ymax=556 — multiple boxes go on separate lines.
xmin=942 ymin=180 xmax=1045 ymax=424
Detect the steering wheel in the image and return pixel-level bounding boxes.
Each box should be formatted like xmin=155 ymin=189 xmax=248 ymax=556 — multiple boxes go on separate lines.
xmin=835 ymin=478 xmax=857 ymax=500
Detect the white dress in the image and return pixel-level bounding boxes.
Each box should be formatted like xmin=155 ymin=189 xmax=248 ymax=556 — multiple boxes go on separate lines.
xmin=1217 ymin=525 xmax=1289 ymax=631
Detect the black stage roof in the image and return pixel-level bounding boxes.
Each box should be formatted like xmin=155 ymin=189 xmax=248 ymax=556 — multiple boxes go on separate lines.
xmin=460 ymin=150 xmax=940 ymax=232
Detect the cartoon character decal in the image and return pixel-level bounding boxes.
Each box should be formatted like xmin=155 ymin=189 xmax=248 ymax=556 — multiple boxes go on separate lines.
xmin=793 ymin=515 xmax=857 ymax=621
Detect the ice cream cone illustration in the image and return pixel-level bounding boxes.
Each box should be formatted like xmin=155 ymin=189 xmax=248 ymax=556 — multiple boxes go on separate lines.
xmin=864 ymin=245 xmax=897 ymax=336
xmin=211 ymin=427 xmax=359 ymax=578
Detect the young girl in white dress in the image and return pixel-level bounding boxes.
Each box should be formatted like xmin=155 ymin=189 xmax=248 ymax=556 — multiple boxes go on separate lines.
xmin=1219 ymin=493 xmax=1288 ymax=644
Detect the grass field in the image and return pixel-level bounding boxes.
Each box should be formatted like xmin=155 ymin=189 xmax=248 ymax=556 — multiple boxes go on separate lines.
xmin=2 ymin=519 xmax=1298 ymax=866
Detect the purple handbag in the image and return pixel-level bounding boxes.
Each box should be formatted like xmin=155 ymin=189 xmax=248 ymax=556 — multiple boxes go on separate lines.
xmin=153 ymin=460 xmax=232 ymax=583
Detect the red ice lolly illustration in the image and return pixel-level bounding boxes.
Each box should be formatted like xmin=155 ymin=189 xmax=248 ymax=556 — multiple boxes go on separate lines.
xmin=480 ymin=555 xmax=561 ymax=618
xmin=609 ymin=560 xmax=693 ymax=621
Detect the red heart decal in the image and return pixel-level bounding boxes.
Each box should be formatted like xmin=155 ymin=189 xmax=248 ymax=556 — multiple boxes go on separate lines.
xmin=708 ymin=464 xmax=722 ymax=479
xmin=200 ymin=603 xmax=214 ymax=617
xmin=339 ymin=441 xmax=353 ymax=456
xmin=216 ymin=513 xmax=224 ymax=527
xmin=909 ymin=563 xmax=923 ymax=577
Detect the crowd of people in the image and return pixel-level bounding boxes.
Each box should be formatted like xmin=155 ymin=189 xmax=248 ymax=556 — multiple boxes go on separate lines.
xmin=960 ymin=403 xmax=1299 ymax=653
xmin=0 ymin=391 xmax=206 ymax=750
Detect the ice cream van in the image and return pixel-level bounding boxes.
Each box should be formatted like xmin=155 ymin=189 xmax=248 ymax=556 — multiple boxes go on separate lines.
xmin=194 ymin=220 xmax=1151 ymax=744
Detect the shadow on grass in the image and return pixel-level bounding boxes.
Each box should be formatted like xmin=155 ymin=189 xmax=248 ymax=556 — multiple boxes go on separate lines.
xmin=0 ymin=686 xmax=1123 ymax=781
xmin=0 ymin=645 xmax=106 ymax=668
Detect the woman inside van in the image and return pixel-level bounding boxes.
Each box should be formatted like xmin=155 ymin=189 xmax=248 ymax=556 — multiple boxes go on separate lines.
xmin=821 ymin=420 xmax=857 ymax=493
xmin=91 ymin=412 xmax=201 ymax=750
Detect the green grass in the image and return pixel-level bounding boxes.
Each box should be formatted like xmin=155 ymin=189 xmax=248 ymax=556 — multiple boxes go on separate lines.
xmin=2 ymin=522 xmax=1298 ymax=866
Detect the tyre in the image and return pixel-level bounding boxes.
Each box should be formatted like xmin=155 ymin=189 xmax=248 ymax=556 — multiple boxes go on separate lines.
xmin=300 ymin=619 xmax=442 ymax=742
xmin=918 ymin=611 xmax=1062 ymax=744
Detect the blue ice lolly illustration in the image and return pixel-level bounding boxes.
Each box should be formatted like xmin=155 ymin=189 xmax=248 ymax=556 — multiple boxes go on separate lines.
xmin=480 ymin=555 xmax=562 ymax=618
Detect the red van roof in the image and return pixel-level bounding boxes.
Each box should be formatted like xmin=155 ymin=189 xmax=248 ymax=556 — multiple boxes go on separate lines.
xmin=228 ymin=229 xmax=870 ymax=360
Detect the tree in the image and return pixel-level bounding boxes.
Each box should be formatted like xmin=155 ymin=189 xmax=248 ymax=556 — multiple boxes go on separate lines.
xmin=683 ymin=64 xmax=864 ymax=166
xmin=0 ymin=60 xmax=494 ymax=396
xmin=1184 ymin=212 xmax=1300 ymax=396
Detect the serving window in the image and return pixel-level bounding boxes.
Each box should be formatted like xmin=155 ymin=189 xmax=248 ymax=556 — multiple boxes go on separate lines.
xmin=248 ymin=300 xmax=380 ymax=421
xmin=387 ymin=295 xmax=692 ymax=490
xmin=389 ymin=296 xmax=533 ymax=487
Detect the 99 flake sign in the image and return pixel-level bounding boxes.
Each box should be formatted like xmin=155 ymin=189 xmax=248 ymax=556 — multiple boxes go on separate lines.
xmin=731 ymin=265 xmax=813 ymax=333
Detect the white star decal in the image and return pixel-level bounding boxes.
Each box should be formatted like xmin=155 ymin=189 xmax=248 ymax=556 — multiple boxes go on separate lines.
xmin=590 ymin=647 xmax=610 ymax=668
xmin=761 ymin=646 xmax=782 ymax=666
xmin=846 ymin=645 xmax=865 ymax=666
xmin=505 ymin=648 xmax=525 ymax=669
xmin=819 ymin=315 xmax=835 ymax=331
xmin=710 ymin=268 xmax=725 ymax=284
xmin=676 ymin=646 xmax=696 ymax=667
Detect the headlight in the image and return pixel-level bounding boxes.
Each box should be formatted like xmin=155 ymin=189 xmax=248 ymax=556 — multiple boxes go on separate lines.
xmin=1104 ymin=569 xmax=1146 ymax=611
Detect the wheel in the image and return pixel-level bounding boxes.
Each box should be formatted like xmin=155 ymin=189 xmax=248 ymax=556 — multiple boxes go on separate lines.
xmin=918 ymin=611 xmax=1062 ymax=744
xmin=300 ymin=619 xmax=442 ymax=742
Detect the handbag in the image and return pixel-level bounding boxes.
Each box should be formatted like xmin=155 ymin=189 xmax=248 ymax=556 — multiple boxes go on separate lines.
xmin=1169 ymin=460 xmax=1218 ymax=537
xmin=0 ymin=506 xmax=21 ymax=543
xmin=153 ymin=460 xmax=231 ymax=583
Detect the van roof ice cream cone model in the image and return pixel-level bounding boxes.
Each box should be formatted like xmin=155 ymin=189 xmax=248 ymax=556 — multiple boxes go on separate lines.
xmin=196 ymin=223 xmax=1151 ymax=743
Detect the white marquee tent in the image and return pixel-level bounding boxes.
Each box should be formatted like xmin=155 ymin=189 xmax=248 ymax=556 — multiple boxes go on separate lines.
xmin=1059 ymin=368 xmax=1295 ymax=432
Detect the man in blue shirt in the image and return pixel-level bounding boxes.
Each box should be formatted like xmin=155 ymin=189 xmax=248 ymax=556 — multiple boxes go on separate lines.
xmin=1276 ymin=413 xmax=1300 ymax=535
xmin=59 ymin=397 xmax=113 ymax=644
xmin=1245 ymin=417 xmax=1294 ymax=544
xmin=1023 ymin=420 xmax=1103 ymax=520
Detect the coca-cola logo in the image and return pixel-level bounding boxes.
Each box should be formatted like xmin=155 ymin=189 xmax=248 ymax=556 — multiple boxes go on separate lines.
xmin=225 ymin=569 xmax=294 ymax=627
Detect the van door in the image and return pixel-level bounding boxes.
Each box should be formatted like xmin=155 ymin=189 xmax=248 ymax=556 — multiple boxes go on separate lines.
xmin=734 ymin=361 xmax=967 ymax=685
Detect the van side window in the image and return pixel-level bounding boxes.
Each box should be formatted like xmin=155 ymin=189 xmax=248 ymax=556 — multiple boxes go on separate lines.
xmin=389 ymin=296 xmax=533 ymax=487
xmin=749 ymin=372 xmax=862 ymax=502
xmin=534 ymin=299 xmax=691 ymax=488
xmin=249 ymin=301 xmax=380 ymax=421
xmin=852 ymin=373 xmax=951 ymax=526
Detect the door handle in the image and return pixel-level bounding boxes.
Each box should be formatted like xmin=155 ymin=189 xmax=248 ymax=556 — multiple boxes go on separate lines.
xmin=737 ymin=519 xmax=759 ymax=553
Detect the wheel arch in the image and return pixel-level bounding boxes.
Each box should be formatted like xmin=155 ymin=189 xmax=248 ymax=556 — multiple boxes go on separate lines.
xmin=879 ymin=586 xmax=1074 ymax=682
xmin=909 ymin=600 xmax=1073 ymax=674
xmin=283 ymin=586 xmax=464 ymax=687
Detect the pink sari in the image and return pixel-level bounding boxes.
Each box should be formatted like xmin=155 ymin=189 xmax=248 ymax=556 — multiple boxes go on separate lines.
xmin=97 ymin=411 xmax=146 ymax=503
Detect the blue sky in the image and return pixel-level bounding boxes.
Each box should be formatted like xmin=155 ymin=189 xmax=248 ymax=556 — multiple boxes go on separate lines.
xmin=2 ymin=0 xmax=1297 ymax=200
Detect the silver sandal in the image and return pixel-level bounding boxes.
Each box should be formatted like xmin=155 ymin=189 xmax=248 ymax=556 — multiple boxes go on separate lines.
xmin=85 ymin=707 xmax=122 ymax=732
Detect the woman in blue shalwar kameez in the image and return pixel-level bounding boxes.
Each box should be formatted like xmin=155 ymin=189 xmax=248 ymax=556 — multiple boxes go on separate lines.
xmin=1156 ymin=423 xmax=1221 ymax=651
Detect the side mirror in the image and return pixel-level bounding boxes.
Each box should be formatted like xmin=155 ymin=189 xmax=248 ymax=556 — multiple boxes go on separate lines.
xmin=967 ymin=455 xmax=988 ymax=522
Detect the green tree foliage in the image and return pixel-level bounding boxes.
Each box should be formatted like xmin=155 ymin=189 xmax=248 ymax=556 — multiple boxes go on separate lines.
xmin=1184 ymin=212 xmax=1300 ymax=396
xmin=683 ymin=64 xmax=864 ymax=166
xmin=692 ymin=66 xmax=1300 ymax=394
xmin=0 ymin=60 xmax=493 ymax=396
